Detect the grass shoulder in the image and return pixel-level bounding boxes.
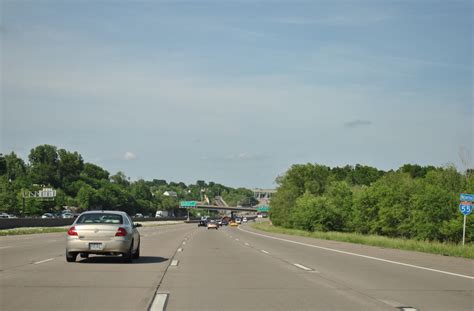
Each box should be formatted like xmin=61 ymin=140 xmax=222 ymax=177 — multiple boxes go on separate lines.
xmin=0 ymin=227 xmax=68 ymax=236
xmin=252 ymin=222 xmax=474 ymax=259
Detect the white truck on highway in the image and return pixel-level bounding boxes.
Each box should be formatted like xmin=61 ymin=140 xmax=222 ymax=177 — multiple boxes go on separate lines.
xmin=155 ymin=210 xmax=169 ymax=218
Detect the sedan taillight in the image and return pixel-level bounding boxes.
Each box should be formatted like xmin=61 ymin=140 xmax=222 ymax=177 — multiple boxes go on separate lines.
xmin=67 ymin=226 xmax=78 ymax=236
xmin=115 ymin=227 xmax=127 ymax=237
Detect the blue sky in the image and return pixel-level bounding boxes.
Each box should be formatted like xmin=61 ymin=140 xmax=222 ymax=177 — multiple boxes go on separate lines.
xmin=1 ymin=0 xmax=472 ymax=188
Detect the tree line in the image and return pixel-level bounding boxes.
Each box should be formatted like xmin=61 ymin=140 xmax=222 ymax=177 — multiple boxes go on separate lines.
xmin=270 ymin=163 xmax=473 ymax=243
xmin=0 ymin=144 xmax=256 ymax=216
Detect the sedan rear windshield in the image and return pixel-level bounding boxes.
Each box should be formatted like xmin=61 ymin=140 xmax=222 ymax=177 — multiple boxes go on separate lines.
xmin=76 ymin=213 xmax=123 ymax=225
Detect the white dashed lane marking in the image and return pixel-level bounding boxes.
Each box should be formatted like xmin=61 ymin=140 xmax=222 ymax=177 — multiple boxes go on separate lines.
xmin=149 ymin=293 xmax=169 ymax=311
xmin=238 ymin=227 xmax=474 ymax=280
xmin=33 ymin=258 xmax=55 ymax=265
xmin=293 ymin=263 xmax=313 ymax=271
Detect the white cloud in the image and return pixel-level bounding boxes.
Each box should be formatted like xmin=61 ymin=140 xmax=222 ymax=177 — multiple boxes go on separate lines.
xmin=344 ymin=120 xmax=373 ymax=128
xmin=274 ymin=12 xmax=393 ymax=26
xmin=123 ymin=152 xmax=136 ymax=161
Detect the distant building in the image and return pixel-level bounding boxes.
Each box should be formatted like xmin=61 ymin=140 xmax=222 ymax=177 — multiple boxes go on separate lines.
xmin=252 ymin=188 xmax=276 ymax=206
xmin=163 ymin=191 xmax=178 ymax=197
xmin=252 ymin=188 xmax=276 ymax=200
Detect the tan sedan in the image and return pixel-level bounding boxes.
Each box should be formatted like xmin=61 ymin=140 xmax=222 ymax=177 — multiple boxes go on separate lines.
xmin=207 ymin=220 xmax=218 ymax=230
xmin=66 ymin=210 xmax=141 ymax=263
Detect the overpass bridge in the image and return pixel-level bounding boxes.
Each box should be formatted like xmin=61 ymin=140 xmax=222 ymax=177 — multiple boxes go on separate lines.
xmin=180 ymin=200 xmax=258 ymax=220
xmin=193 ymin=204 xmax=257 ymax=212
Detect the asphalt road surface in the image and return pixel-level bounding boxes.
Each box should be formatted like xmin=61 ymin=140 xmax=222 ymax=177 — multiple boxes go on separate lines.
xmin=0 ymin=222 xmax=472 ymax=311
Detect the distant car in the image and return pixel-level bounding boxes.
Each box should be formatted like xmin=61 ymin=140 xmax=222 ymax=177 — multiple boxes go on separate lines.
xmin=61 ymin=212 xmax=74 ymax=219
xmin=257 ymin=214 xmax=263 ymax=218
xmin=217 ymin=219 xmax=222 ymax=226
xmin=230 ymin=221 xmax=239 ymax=227
xmin=242 ymin=217 xmax=248 ymax=223
xmin=235 ymin=218 xmax=242 ymax=224
xmin=7 ymin=214 xmax=17 ymax=218
xmin=0 ymin=213 xmax=10 ymax=219
xmin=198 ymin=220 xmax=207 ymax=227
xmin=42 ymin=213 xmax=54 ymax=219
xmin=65 ymin=210 xmax=141 ymax=263
xmin=207 ymin=220 xmax=218 ymax=230
xmin=221 ymin=219 xmax=229 ymax=226
xmin=134 ymin=213 xmax=144 ymax=218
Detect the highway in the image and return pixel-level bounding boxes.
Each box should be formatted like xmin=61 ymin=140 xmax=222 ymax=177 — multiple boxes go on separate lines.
xmin=0 ymin=222 xmax=472 ymax=311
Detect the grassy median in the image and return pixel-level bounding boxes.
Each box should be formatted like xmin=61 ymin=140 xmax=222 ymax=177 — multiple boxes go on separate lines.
xmin=0 ymin=227 xmax=68 ymax=236
xmin=252 ymin=222 xmax=474 ymax=259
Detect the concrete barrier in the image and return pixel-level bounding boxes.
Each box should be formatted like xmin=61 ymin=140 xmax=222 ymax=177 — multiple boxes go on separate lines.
xmin=0 ymin=217 xmax=200 ymax=230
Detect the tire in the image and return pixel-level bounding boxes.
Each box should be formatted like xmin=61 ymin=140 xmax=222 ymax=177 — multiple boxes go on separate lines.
xmin=80 ymin=253 xmax=89 ymax=259
xmin=133 ymin=241 xmax=140 ymax=259
xmin=123 ymin=241 xmax=133 ymax=263
xmin=66 ymin=251 xmax=77 ymax=262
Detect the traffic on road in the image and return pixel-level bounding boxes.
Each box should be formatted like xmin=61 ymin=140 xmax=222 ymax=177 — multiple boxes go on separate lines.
xmin=1 ymin=219 xmax=472 ymax=311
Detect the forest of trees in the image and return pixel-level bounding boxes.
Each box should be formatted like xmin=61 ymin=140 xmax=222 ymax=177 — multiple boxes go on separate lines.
xmin=0 ymin=144 xmax=256 ymax=217
xmin=270 ymin=163 xmax=473 ymax=243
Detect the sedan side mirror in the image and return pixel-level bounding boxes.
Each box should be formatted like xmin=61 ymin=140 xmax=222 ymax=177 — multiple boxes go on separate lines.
xmin=134 ymin=223 xmax=143 ymax=228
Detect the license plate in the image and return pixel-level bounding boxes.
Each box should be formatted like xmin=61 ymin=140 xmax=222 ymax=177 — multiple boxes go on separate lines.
xmin=89 ymin=243 xmax=103 ymax=250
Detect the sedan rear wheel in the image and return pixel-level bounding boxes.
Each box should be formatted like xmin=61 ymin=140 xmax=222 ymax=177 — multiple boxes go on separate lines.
xmin=133 ymin=241 xmax=140 ymax=259
xmin=66 ymin=251 xmax=77 ymax=262
xmin=123 ymin=241 xmax=133 ymax=263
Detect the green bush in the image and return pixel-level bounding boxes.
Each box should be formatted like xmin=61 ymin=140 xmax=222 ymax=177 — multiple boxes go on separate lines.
xmin=270 ymin=164 xmax=473 ymax=243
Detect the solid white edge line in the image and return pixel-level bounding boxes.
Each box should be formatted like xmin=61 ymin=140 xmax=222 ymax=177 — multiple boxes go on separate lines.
xmin=261 ymin=250 xmax=270 ymax=254
xmin=149 ymin=293 xmax=169 ymax=311
xmin=238 ymin=227 xmax=474 ymax=280
xmin=170 ymin=259 xmax=179 ymax=266
xmin=33 ymin=258 xmax=55 ymax=265
xmin=293 ymin=263 xmax=313 ymax=271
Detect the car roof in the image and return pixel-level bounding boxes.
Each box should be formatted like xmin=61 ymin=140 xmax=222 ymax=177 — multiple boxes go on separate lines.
xmin=80 ymin=210 xmax=128 ymax=216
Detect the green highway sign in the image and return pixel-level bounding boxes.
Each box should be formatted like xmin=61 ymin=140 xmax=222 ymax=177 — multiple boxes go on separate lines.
xmin=257 ymin=205 xmax=270 ymax=212
xmin=180 ymin=201 xmax=198 ymax=208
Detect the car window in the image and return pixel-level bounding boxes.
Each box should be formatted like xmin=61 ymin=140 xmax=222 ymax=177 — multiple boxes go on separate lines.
xmin=76 ymin=213 xmax=123 ymax=225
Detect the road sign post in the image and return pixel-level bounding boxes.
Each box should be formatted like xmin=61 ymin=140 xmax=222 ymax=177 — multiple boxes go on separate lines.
xmin=463 ymin=215 xmax=466 ymax=246
xmin=459 ymin=194 xmax=473 ymax=246
xmin=180 ymin=201 xmax=198 ymax=221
